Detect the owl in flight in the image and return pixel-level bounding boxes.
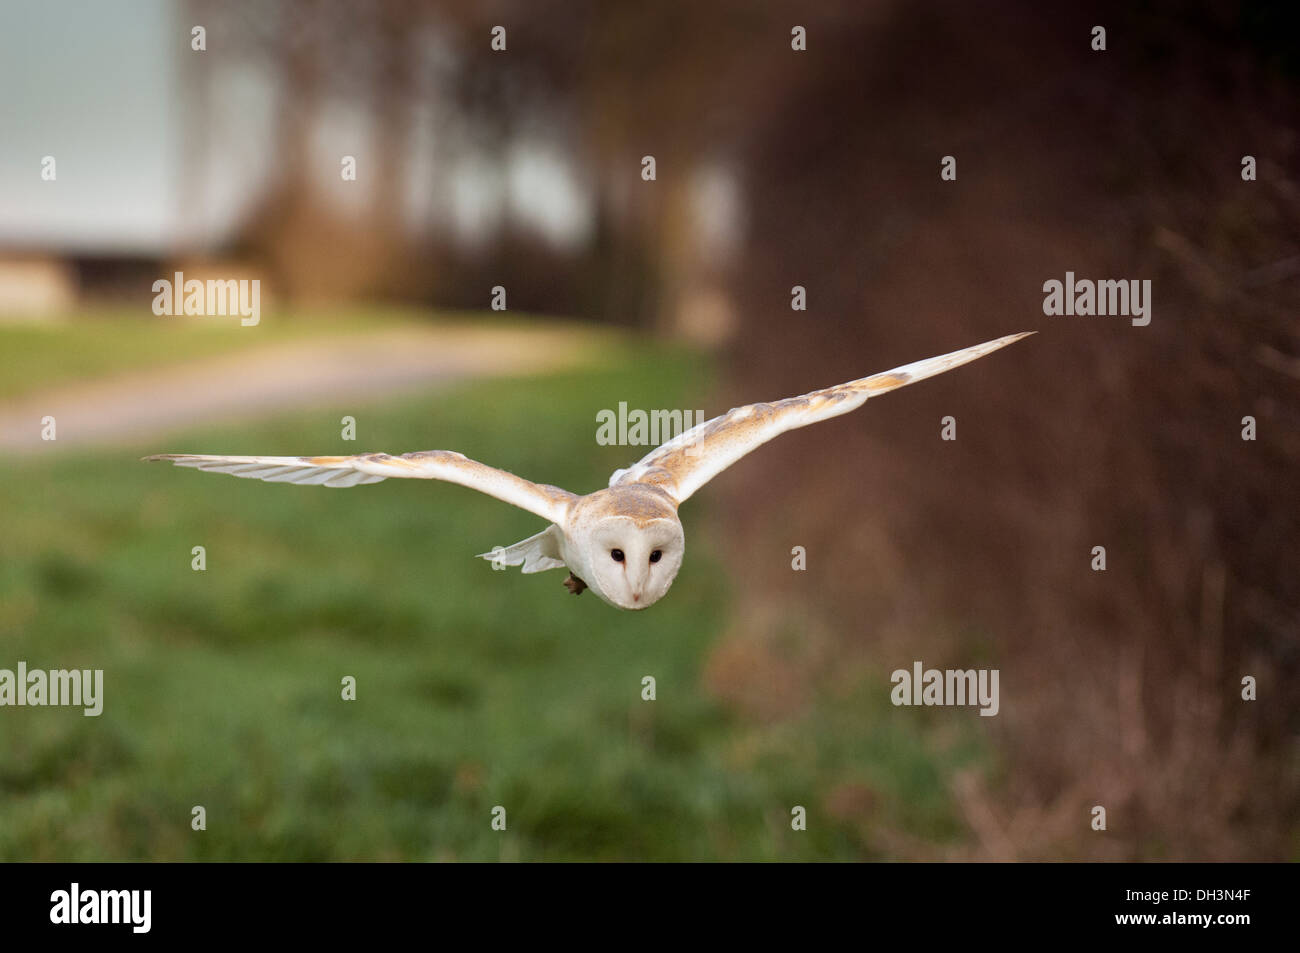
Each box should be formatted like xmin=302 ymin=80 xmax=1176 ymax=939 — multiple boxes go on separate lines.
xmin=147 ymin=332 xmax=1031 ymax=610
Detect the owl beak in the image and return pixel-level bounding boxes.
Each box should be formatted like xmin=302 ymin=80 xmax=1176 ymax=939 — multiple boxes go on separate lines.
xmin=632 ymin=592 xmax=641 ymax=603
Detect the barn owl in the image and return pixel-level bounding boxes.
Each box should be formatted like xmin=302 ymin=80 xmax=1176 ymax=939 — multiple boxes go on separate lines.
xmin=147 ymin=332 xmax=1032 ymax=610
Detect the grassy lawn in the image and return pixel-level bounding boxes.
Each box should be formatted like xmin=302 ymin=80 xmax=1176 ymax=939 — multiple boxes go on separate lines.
xmin=0 ymin=318 xmax=981 ymax=860
xmin=0 ymin=307 xmax=614 ymax=400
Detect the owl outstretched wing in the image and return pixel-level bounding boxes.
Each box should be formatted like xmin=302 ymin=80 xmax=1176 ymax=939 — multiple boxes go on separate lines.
xmin=611 ymin=332 xmax=1034 ymax=503
xmin=145 ymin=450 xmax=576 ymax=524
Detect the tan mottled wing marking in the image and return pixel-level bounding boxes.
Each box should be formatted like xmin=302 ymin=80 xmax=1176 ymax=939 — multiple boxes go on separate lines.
xmin=145 ymin=450 xmax=576 ymax=523
xmin=613 ymin=332 xmax=1034 ymax=503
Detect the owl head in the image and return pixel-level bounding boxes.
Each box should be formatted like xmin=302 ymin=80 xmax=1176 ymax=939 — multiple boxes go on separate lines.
xmin=584 ymin=513 xmax=685 ymax=610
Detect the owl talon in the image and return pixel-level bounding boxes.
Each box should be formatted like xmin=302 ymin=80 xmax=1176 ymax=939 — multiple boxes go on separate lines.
xmin=564 ymin=573 xmax=588 ymax=595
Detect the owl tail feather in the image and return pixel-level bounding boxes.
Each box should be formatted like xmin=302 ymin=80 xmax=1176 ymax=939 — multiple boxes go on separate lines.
xmin=477 ymin=525 xmax=567 ymax=574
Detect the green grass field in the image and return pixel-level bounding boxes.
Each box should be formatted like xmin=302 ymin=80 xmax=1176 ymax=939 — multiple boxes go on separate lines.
xmin=0 ymin=307 xmax=613 ymax=400
xmin=0 ymin=316 xmax=981 ymax=860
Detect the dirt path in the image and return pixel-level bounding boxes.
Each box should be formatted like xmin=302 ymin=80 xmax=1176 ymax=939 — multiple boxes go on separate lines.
xmin=0 ymin=324 xmax=597 ymax=453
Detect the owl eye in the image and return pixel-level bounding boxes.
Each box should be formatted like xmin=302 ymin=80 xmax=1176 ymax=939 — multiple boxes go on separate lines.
xmin=611 ymin=549 xmax=625 ymax=562
xmin=649 ymin=550 xmax=662 ymax=563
